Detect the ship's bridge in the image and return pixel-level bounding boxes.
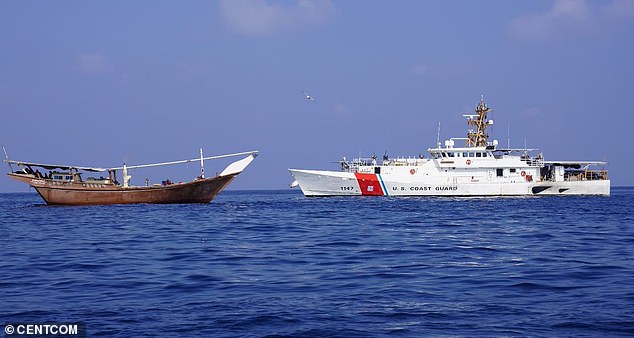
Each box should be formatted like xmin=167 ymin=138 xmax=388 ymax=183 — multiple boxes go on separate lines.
xmin=428 ymin=147 xmax=493 ymax=160
xmin=427 ymin=138 xmax=497 ymax=160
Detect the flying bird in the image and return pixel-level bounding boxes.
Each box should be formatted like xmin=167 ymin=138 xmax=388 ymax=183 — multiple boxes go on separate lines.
xmin=303 ymin=91 xmax=315 ymax=102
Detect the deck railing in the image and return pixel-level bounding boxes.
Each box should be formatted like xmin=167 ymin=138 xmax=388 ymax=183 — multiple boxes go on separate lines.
xmin=565 ymin=170 xmax=609 ymax=181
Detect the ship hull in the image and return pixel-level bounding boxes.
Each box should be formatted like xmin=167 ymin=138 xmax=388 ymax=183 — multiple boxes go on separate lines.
xmin=289 ymin=169 xmax=610 ymax=197
xmin=8 ymin=173 xmax=238 ymax=205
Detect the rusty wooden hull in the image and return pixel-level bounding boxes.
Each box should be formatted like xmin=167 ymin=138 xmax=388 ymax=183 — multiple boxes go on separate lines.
xmin=8 ymin=173 xmax=238 ymax=205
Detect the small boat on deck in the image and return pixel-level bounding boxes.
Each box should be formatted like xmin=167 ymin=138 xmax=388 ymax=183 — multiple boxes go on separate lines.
xmin=3 ymin=149 xmax=258 ymax=205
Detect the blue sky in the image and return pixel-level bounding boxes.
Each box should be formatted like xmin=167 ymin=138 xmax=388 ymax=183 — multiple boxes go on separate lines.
xmin=1 ymin=0 xmax=633 ymax=192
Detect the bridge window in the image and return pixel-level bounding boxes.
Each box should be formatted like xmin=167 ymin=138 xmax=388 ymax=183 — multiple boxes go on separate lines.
xmin=496 ymin=169 xmax=504 ymax=177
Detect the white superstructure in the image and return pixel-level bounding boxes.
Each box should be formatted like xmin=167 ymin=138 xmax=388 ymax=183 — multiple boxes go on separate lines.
xmin=289 ymin=98 xmax=609 ymax=196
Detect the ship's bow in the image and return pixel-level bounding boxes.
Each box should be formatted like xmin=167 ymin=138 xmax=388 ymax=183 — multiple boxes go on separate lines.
xmin=289 ymin=169 xmax=360 ymax=196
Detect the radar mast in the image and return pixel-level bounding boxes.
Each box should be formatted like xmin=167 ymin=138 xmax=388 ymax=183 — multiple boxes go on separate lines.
xmin=465 ymin=96 xmax=494 ymax=147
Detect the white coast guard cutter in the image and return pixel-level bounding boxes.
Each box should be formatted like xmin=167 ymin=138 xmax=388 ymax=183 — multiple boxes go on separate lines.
xmin=289 ymin=98 xmax=609 ymax=196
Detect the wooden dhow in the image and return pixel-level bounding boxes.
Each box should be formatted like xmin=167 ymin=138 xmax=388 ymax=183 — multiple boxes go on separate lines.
xmin=4 ymin=149 xmax=258 ymax=205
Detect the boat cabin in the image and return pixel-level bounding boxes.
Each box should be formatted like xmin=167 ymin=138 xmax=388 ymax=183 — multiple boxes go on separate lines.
xmin=50 ymin=171 xmax=81 ymax=182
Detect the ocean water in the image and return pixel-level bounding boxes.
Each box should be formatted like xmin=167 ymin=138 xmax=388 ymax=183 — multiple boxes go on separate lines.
xmin=1 ymin=188 xmax=633 ymax=337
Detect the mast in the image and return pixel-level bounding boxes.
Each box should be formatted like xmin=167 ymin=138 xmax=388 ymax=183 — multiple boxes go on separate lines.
xmin=2 ymin=145 xmax=13 ymax=172
xmin=465 ymin=96 xmax=494 ymax=147
xmin=123 ymin=163 xmax=129 ymax=187
xmin=108 ymin=150 xmax=258 ymax=170
xmin=200 ymin=148 xmax=205 ymax=179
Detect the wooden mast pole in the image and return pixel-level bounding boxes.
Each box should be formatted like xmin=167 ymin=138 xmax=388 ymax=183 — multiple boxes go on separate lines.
xmin=2 ymin=145 xmax=13 ymax=172
xmin=200 ymin=148 xmax=205 ymax=179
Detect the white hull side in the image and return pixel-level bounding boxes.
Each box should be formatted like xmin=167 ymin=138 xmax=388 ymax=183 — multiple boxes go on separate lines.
xmin=530 ymin=180 xmax=610 ymax=196
xmin=289 ymin=169 xmax=360 ymax=196
xmin=289 ymin=169 xmax=610 ymax=196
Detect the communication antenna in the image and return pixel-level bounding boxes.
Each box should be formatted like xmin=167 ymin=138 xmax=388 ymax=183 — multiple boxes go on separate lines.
xmin=507 ymin=122 xmax=510 ymax=149
xmin=436 ymin=121 xmax=441 ymax=147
